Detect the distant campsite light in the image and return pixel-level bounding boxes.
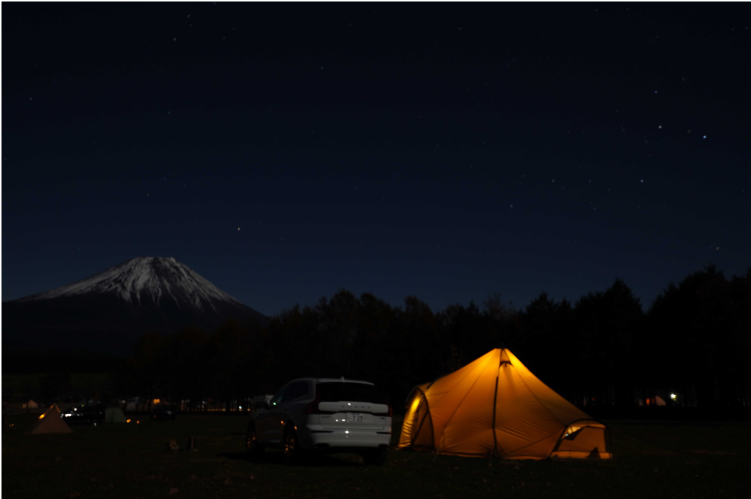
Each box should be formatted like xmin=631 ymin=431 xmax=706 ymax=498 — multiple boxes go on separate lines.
xmin=153 ymin=399 xmax=160 ymax=405
xmin=670 ymin=393 xmax=677 ymax=400
xmin=39 ymin=414 xmax=45 ymax=420
xmin=136 ymin=421 xmax=140 ymax=424
xmin=127 ymin=419 xmax=132 ymax=423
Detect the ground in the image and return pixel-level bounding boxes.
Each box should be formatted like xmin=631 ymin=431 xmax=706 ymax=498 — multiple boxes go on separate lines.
xmin=2 ymin=413 xmax=749 ymax=498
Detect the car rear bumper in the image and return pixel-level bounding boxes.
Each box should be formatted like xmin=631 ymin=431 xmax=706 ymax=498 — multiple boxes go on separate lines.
xmin=299 ymin=427 xmax=391 ymax=450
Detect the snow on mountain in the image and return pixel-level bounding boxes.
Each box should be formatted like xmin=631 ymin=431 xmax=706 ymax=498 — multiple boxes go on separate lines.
xmin=4 ymin=256 xmax=268 ymax=356
xmin=17 ymin=256 xmax=244 ymax=313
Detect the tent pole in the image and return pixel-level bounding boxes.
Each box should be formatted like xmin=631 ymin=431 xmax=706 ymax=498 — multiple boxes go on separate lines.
xmin=492 ymin=375 xmax=499 ymax=455
xmin=492 ymin=348 xmax=501 ymax=456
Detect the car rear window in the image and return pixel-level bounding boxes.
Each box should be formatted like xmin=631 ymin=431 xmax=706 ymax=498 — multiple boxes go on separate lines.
xmin=316 ymin=382 xmax=386 ymax=404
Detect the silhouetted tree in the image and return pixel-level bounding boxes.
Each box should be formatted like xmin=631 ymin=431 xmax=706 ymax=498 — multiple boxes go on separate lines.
xmin=519 ymin=293 xmax=574 ymax=395
xmin=644 ymin=265 xmax=751 ymax=408
xmin=116 ymin=264 xmax=749 ymax=416
xmin=40 ymin=370 xmax=71 ymax=403
xmin=573 ymin=279 xmax=643 ymax=407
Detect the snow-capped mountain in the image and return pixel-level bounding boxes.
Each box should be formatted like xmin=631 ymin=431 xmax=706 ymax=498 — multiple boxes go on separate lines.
xmin=18 ymin=257 xmax=254 ymax=312
xmin=3 ymin=257 xmax=268 ymax=356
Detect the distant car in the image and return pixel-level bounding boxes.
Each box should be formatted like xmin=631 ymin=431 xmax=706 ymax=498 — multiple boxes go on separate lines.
xmin=151 ymin=404 xmax=178 ymax=421
xmin=246 ymin=378 xmax=392 ymax=465
xmin=60 ymin=404 xmax=105 ymax=425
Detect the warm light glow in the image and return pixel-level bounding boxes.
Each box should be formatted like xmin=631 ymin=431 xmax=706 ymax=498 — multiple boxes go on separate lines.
xmin=38 ymin=414 xmax=45 ymax=420
xmin=127 ymin=419 xmax=132 ymax=423
xmin=564 ymin=425 xmax=583 ymax=437
xmin=410 ymin=396 xmax=421 ymax=413
xmin=670 ymin=393 xmax=677 ymax=400
xmin=153 ymin=399 xmax=161 ymax=405
xmin=136 ymin=421 xmax=140 ymax=424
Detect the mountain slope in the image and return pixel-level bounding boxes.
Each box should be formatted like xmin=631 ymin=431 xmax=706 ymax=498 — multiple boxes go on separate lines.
xmin=3 ymin=257 xmax=268 ymax=356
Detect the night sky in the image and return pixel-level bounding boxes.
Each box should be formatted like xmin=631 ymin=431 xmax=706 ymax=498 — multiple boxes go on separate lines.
xmin=3 ymin=2 xmax=750 ymax=317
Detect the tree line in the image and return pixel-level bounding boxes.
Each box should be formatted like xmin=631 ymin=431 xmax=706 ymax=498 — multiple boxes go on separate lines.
xmin=111 ymin=265 xmax=749 ymax=414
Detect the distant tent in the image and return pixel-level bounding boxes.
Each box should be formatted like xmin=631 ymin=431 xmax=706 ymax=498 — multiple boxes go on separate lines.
xmin=30 ymin=404 xmax=73 ymax=434
xmin=22 ymin=400 xmax=39 ymax=409
xmin=105 ymin=407 xmax=126 ymax=423
xmin=398 ymin=348 xmax=611 ymax=459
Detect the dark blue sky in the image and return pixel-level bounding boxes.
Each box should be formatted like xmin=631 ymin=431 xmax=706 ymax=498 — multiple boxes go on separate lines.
xmin=3 ymin=2 xmax=750 ymax=316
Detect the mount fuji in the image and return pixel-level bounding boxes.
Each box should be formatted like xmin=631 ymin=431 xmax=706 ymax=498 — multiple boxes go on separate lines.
xmin=2 ymin=257 xmax=269 ymax=356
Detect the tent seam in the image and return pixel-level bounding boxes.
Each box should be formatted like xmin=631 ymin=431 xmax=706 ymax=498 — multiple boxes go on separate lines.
xmin=510 ymin=360 xmax=569 ymax=426
xmin=437 ymin=352 xmax=496 ymax=452
xmin=410 ymin=388 xmax=432 ymax=448
xmin=502 ymin=427 xmax=566 ymax=457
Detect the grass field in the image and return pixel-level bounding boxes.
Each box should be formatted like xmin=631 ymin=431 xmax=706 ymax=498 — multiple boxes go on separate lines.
xmin=2 ymin=412 xmax=749 ymax=499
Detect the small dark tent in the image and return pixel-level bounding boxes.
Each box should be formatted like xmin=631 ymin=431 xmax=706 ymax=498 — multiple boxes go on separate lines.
xmin=105 ymin=407 xmax=126 ymax=423
xmin=398 ymin=348 xmax=611 ymax=459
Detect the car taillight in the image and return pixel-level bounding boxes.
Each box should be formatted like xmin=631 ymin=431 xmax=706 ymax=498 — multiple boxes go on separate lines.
xmin=305 ymin=391 xmax=334 ymax=415
xmin=374 ymin=405 xmax=392 ymax=417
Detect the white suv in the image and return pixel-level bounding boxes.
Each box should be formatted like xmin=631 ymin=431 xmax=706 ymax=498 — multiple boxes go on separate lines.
xmin=245 ymin=378 xmax=392 ymax=465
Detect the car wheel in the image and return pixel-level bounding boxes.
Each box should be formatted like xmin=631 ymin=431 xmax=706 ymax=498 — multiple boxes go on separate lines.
xmin=362 ymin=447 xmax=388 ymax=466
xmin=283 ymin=427 xmax=304 ymax=465
xmin=245 ymin=423 xmax=264 ymax=458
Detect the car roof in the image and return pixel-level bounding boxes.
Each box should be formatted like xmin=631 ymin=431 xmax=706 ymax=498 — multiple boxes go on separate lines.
xmin=287 ymin=377 xmax=374 ymax=385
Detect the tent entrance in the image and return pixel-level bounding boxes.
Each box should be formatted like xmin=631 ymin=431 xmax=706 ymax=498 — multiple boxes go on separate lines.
xmin=551 ymin=420 xmax=611 ymax=459
xmin=398 ymin=388 xmax=435 ymax=452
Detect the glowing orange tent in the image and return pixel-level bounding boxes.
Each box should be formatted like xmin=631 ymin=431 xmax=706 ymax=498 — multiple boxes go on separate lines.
xmin=398 ymin=348 xmax=611 ymax=459
xmin=30 ymin=404 xmax=73 ymax=435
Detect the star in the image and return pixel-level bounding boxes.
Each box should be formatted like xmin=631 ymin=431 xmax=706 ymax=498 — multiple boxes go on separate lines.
xmin=658 ymin=125 xmax=662 ymax=129
xmin=703 ymin=135 xmax=707 ymax=139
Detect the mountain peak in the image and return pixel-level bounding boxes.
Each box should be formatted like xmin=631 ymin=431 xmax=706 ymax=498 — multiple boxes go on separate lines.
xmin=16 ymin=256 xmax=243 ymax=312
